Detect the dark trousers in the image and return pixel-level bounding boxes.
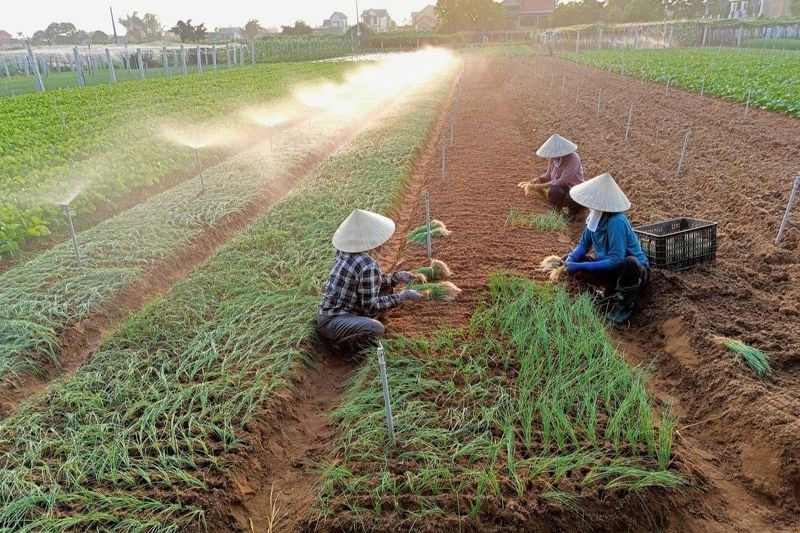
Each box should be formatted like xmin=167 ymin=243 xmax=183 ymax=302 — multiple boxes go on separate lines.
xmin=538 ymin=178 xmax=583 ymax=216
xmin=575 ymin=256 xmax=650 ymax=294
xmin=317 ymin=313 xmax=385 ymax=356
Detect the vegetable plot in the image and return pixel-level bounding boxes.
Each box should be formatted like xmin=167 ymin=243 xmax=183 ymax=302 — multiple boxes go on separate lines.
xmin=318 ymin=274 xmax=681 ymax=530
xmin=0 ymin=71 xmax=450 ymax=531
xmin=0 ymin=61 xmax=353 ymax=254
xmin=563 ymin=48 xmax=800 ymax=117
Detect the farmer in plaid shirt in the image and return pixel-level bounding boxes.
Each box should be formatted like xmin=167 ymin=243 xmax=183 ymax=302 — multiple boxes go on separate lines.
xmin=318 ymin=209 xmax=425 ymax=356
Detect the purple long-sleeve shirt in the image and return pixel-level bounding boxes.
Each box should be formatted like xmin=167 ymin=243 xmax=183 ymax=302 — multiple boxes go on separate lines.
xmin=541 ymin=152 xmax=584 ymax=189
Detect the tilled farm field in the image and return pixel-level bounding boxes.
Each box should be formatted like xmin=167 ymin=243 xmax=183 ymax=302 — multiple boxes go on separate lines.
xmin=382 ymin=56 xmax=800 ymax=530
xmin=230 ymin=54 xmax=800 ymax=532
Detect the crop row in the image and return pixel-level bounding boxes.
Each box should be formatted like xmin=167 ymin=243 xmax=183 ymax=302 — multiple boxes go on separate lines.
xmin=0 ymin=61 xmax=353 ymax=254
xmin=562 ymin=48 xmax=800 ymax=117
xmin=0 ymin=100 xmax=365 ymax=386
xmin=318 ymin=274 xmax=680 ymax=529
xmin=0 ymin=66 xmax=451 ymax=530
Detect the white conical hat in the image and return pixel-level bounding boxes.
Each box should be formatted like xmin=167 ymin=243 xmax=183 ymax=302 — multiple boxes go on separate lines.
xmin=536 ymin=134 xmax=578 ymax=158
xmin=569 ymin=173 xmax=631 ymax=212
xmin=332 ymin=209 xmax=396 ymax=253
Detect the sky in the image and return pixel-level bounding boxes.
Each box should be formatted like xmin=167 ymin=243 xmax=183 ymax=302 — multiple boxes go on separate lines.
xmin=4 ymin=0 xmax=436 ymax=37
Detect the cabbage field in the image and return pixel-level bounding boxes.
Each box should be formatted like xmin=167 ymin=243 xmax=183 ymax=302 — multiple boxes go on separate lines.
xmin=562 ymin=48 xmax=800 ymax=117
xmin=0 ymin=61 xmax=353 ymax=255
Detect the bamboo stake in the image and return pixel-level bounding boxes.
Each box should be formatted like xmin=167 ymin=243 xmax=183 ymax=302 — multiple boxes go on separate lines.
xmin=624 ymin=104 xmax=634 ymax=143
xmin=775 ymin=175 xmax=800 ymax=244
xmin=676 ymin=130 xmax=691 ymax=177
xmin=376 ymin=343 xmax=396 ymax=445
xmin=424 ymin=191 xmax=432 ymax=258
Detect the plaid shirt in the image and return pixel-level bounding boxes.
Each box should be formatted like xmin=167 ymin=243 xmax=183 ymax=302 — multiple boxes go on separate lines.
xmin=318 ymin=251 xmax=401 ymax=317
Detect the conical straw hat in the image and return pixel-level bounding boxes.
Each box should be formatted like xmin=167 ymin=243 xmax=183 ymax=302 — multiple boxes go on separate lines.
xmin=332 ymin=209 xmax=396 ymax=253
xmin=569 ymin=172 xmax=631 ymax=212
xmin=536 ymin=134 xmax=578 ymax=158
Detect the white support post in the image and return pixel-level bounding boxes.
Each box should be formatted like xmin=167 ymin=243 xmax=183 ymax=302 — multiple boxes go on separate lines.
xmin=72 ymin=47 xmax=86 ymax=87
xmin=702 ymin=25 xmax=708 ymax=47
xmin=440 ymin=135 xmax=446 ymax=180
xmin=676 ymin=130 xmax=691 ymax=177
xmin=598 ymin=28 xmax=603 ymax=49
xmin=575 ymin=31 xmax=581 ymax=52
xmin=251 ymin=41 xmax=256 ymax=64
xmin=745 ymin=89 xmax=753 ymax=115
xmin=1 ymin=55 xmax=9 ymax=78
xmin=575 ymin=82 xmax=580 ymax=109
xmin=162 ymin=47 xmax=169 ymax=77
xmin=105 ymin=48 xmax=116 ymax=84
xmin=180 ymin=45 xmax=188 ymax=74
xmin=775 ymin=175 xmax=800 ymax=245
xmin=700 ymin=77 xmax=706 ymax=96
xmin=27 ymin=48 xmax=45 ymax=92
xmin=136 ymin=48 xmax=145 ymax=79
xmin=196 ymin=46 xmax=202 ymax=72
xmin=666 ymin=77 xmax=671 ymax=95
xmin=212 ymin=45 xmax=217 ymax=70
xmin=668 ymin=26 xmax=674 ymax=48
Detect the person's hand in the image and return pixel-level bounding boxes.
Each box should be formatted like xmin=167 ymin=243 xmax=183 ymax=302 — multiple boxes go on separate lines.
xmin=394 ymin=271 xmax=414 ymax=283
xmin=400 ymin=290 xmax=426 ymax=303
xmin=565 ymin=262 xmax=581 ymax=274
xmin=561 ymin=253 xmax=571 ymax=262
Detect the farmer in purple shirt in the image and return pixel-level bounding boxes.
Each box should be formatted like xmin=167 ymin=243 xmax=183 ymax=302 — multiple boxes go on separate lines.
xmin=519 ymin=134 xmax=585 ymax=221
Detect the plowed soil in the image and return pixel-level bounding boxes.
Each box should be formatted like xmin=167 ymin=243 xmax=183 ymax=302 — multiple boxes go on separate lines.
xmin=385 ymin=55 xmax=800 ymax=531
xmin=220 ymin=54 xmax=800 ymax=531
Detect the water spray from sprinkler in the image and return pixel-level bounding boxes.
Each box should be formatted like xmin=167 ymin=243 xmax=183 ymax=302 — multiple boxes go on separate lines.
xmin=60 ymin=202 xmax=82 ymax=266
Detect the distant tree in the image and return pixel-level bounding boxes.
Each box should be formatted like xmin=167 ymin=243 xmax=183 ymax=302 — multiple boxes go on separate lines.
xmin=73 ymin=30 xmax=89 ymax=44
xmin=170 ymin=19 xmax=208 ymax=42
xmin=118 ymin=12 xmax=163 ymax=43
xmin=792 ymin=0 xmax=800 ymax=15
xmin=43 ymin=22 xmax=78 ymax=44
xmin=281 ymin=20 xmax=314 ymax=35
xmin=90 ymin=30 xmax=110 ymax=44
xmin=623 ymin=0 xmax=664 ymax=21
xmin=435 ymin=0 xmax=507 ymax=33
xmin=31 ymin=30 xmax=49 ymax=45
xmin=346 ymin=22 xmax=374 ymax=38
xmin=663 ymin=0 xmax=706 ymax=19
xmin=243 ymin=19 xmax=264 ymax=40
xmin=547 ymin=0 xmax=607 ymax=27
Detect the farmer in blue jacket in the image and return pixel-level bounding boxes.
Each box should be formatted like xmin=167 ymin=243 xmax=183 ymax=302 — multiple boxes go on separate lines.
xmin=564 ymin=173 xmax=650 ymax=324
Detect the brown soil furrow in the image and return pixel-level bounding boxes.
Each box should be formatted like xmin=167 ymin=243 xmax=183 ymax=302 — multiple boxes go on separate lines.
xmin=0 ymin=118 xmax=365 ymax=419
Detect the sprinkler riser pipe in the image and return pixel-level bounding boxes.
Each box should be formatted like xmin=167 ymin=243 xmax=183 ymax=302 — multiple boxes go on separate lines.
xmin=61 ymin=204 xmax=82 ymax=266
xmin=195 ymin=149 xmax=205 ymax=194
xmin=424 ymin=191 xmax=432 ymax=259
xmin=377 ymin=344 xmax=396 ymax=445
xmin=624 ymin=105 xmax=634 ymax=143
xmin=676 ymin=130 xmax=691 ymax=177
xmin=775 ymin=175 xmax=800 ymax=244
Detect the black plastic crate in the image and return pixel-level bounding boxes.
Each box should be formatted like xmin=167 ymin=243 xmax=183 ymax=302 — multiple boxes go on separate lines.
xmin=634 ymin=218 xmax=717 ymax=271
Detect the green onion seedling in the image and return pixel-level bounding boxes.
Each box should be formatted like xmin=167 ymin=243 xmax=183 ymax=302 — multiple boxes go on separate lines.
xmin=60 ymin=202 xmax=82 ymax=266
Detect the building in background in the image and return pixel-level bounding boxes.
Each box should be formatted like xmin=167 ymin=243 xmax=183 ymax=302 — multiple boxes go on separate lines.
xmin=320 ymin=11 xmax=349 ymax=33
xmin=501 ymin=0 xmax=556 ymax=27
xmin=728 ymin=0 xmax=791 ymax=18
xmin=214 ymin=27 xmax=244 ymax=41
xmin=361 ymin=9 xmax=396 ymax=32
xmin=0 ymin=30 xmax=18 ymax=45
xmin=411 ymin=5 xmax=438 ymax=31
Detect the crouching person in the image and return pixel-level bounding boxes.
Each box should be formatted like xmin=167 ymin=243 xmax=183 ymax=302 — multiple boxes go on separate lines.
xmin=521 ymin=134 xmax=585 ymax=222
xmin=317 ymin=209 xmax=425 ymax=358
xmin=563 ymin=173 xmax=650 ymax=324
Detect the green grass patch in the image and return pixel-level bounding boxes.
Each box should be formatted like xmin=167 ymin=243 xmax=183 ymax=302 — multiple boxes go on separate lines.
xmin=562 ymin=48 xmax=800 ymax=117
xmin=317 ymin=273 xmax=681 ymax=528
xmin=507 ymin=208 xmax=568 ymax=231
xmin=742 ymin=38 xmax=800 ymax=50
xmin=0 ymin=70 xmax=452 ymax=530
xmin=716 ymin=336 xmax=772 ymax=377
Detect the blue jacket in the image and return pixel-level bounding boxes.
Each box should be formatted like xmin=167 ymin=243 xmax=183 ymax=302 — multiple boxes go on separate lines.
xmin=566 ymin=212 xmax=649 ymax=272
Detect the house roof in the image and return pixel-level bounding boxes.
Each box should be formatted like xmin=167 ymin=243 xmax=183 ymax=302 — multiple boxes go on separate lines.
xmin=503 ymin=0 xmax=555 ymax=13
xmin=0 ymin=30 xmax=12 ymax=38
xmin=363 ymin=9 xmax=390 ymax=17
xmin=331 ymin=11 xmax=348 ymax=19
